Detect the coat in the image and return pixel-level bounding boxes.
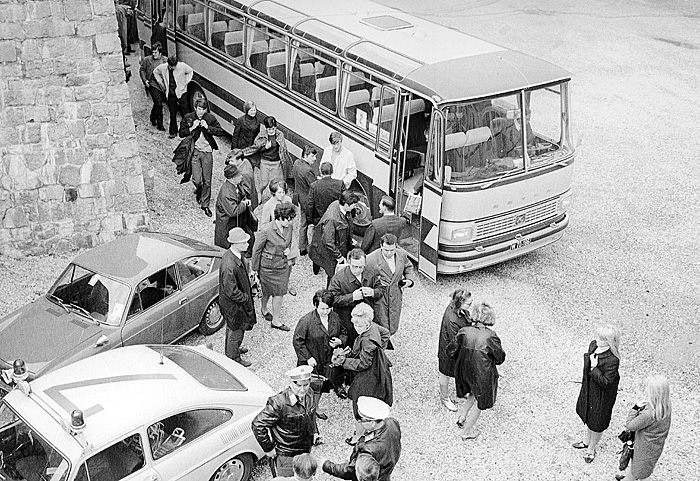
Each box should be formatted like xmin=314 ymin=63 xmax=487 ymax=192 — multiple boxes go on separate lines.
xmin=343 ymin=323 xmax=393 ymax=407
xmin=214 ymin=180 xmax=249 ymax=249
xmin=446 ymin=324 xmax=505 ymax=410
xmin=366 ymin=248 xmax=414 ymax=335
xmin=237 ymin=157 xmax=259 ymax=210
xmin=292 ymin=159 xmax=317 ymax=209
xmin=172 ymin=136 xmax=195 ymax=183
xmin=437 ymin=306 xmax=471 ymax=377
xmin=231 ymin=114 xmax=261 ymax=150
xmin=306 ymin=177 xmax=344 ymax=225
xmin=152 ymin=61 xmax=193 ymax=99
xmin=243 ymin=128 xmax=293 ymax=180
xmin=218 ymin=250 xmax=256 ymax=331
xmin=626 ymin=403 xmax=671 ymax=479
xmin=308 ymin=201 xmax=354 ymax=276
xmin=361 ymin=215 xmax=410 ymax=254
xmin=178 ymin=111 xmax=225 ymax=149
xmin=575 ymin=340 xmax=620 ymax=432
xmin=293 ymin=310 xmax=347 ymax=386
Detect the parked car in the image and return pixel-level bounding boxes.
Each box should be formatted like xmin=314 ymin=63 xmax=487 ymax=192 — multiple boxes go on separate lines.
xmin=0 ymin=233 xmax=226 ymax=392
xmin=0 ymin=344 xmax=273 ymax=481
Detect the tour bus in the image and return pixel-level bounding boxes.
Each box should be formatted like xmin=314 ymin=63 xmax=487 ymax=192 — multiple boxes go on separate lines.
xmin=135 ymin=0 xmax=575 ymax=280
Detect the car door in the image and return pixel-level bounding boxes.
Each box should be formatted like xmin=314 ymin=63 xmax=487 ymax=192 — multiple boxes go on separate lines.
xmin=174 ymin=256 xmax=217 ymax=331
xmin=73 ymin=432 xmax=159 ymax=481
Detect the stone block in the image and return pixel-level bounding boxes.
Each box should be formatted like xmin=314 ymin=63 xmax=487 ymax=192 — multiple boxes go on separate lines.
xmin=112 ymin=138 xmax=139 ymax=159
xmin=78 ymin=183 xmax=100 ymax=198
xmin=125 ymin=212 xmax=150 ymax=230
xmin=0 ymin=127 xmax=20 ymax=147
xmin=102 ymin=213 xmax=124 ymax=232
xmin=23 ymin=19 xmax=75 ymax=39
xmin=0 ymin=40 xmax=16 ymax=62
xmin=74 ymin=83 xmax=106 ymax=101
xmin=75 ymin=59 xmax=97 ymax=75
xmin=9 ymin=226 xmax=32 ymax=241
xmin=0 ymin=4 xmax=27 ymax=23
xmin=20 ymin=39 xmax=43 ymax=61
xmin=66 ymin=74 xmax=90 ymax=87
xmin=0 ymin=22 xmax=24 ymax=41
xmin=25 ymin=105 xmax=50 ymax=122
xmin=92 ymin=0 xmax=117 ymax=17
xmin=66 ymin=37 xmax=94 ymax=59
xmin=55 ymin=219 xmax=75 ymax=236
xmin=74 ymin=198 xmax=94 ymax=218
xmin=3 ymin=207 xmax=28 ymax=228
xmin=97 ymin=230 xmax=117 ymax=244
xmin=91 ymin=102 xmax=119 ymax=117
xmin=90 ymin=162 xmax=111 ymax=182
xmin=95 ymin=32 xmax=121 ymax=54
xmin=86 ymin=117 xmax=108 ymax=134
xmin=38 ymin=161 xmax=58 ymax=185
xmin=2 ymin=107 xmax=25 ymax=125
xmin=101 ymin=53 xmax=125 ymax=72
xmin=4 ymin=89 xmax=35 ymax=106
xmin=23 ymin=123 xmax=42 ymax=144
xmin=0 ymin=64 xmax=23 ymax=84
xmin=59 ymin=164 xmax=81 ymax=186
xmin=65 ymin=148 xmax=88 ymax=165
xmin=119 ymin=103 xmax=133 ymax=117
xmin=26 ymin=1 xmax=54 ymax=20
xmin=46 ymin=122 xmax=67 ymax=141
xmin=66 ymin=120 xmax=86 ymax=139
xmin=106 ymin=84 xmax=130 ymax=102
xmin=43 ymin=37 xmax=66 ymax=58
xmin=38 ymin=185 xmax=65 ymax=201
xmin=75 ymin=101 xmax=91 ymax=118
xmin=109 ymin=116 xmax=134 ymax=135
xmin=24 ymin=151 xmax=46 ymax=170
xmin=63 ymin=1 xmax=92 ymax=21
xmin=124 ymin=175 xmax=145 ymax=195
xmin=90 ymin=70 xmax=110 ymax=84
xmin=83 ymin=133 xmax=112 ymax=149
xmin=13 ymin=190 xmax=39 ymax=207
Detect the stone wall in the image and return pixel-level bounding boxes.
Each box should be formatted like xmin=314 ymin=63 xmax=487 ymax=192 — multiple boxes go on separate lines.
xmin=0 ymin=0 xmax=149 ymax=257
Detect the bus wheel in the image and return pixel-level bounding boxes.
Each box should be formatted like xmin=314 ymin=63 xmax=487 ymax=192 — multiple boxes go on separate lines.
xmin=189 ymin=85 xmax=207 ymax=112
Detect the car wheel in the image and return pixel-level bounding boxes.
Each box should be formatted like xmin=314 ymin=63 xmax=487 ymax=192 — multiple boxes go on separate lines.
xmin=199 ymin=298 xmax=224 ymax=335
xmin=210 ymin=454 xmax=253 ymax=481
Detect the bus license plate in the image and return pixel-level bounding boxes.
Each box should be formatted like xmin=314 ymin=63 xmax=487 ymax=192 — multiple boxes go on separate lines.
xmin=509 ymin=238 xmax=531 ymax=251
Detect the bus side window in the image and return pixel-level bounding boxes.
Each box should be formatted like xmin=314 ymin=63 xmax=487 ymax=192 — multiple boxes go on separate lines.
xmin=425 ymin=116 xmax=442 ymax=184
xmin=375 ymin=86 xmax=397 ymax=154
xmin=180 ymin=1 xmax=205 ymax=41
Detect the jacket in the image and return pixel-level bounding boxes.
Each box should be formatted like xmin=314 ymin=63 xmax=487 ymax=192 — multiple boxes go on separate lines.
xmin=218 ymin=250 xmax=256 ymax=331
xmin=306 ymin=177 xmax=344 ymax=225
xmin=343 ymin=323 xmax=393 ymax=406
xmin=321 ymin=145 xmax=357 ymax=188
xmin=251 ymin=387 xmax=317 ymax=457
xmin=214 ymin=180 xmax=248 ymax=249
xmin=236 ymin=157 xmax=259 ymax=211
xmin=243 ymin=128 xmax=293 ymax=180
xmin=153 ymin=61 xmax=193 ymax=99
xmin=178 ymin=112 xmax=225 ymax=150
xmin=172 ymin=136 xmax=195 ymax=183
xmin=437 ymin=306 xmax=471 ymax=378
xmin=361 ymin=214 xmax=410 ymax=254
xmin=626 ymin=403 xmax=671 ymax=479
xmin=308 ymin=201 xmax=354 ymax=275
xmin=251 ymin=222 xmax=292 ymax=271
xmin=292 ymin=159 xmax=318 ymax=209
xmin=293 ymin=310 xmax=347 ymax=387
xmin=575 ymin=340 xmax=620 ymax=432
xmin=231 ymin=114 xmax=261 ymax=150
xmin=139 ymin=54 xmax=166 ymax=89
xmin=366 ymin=248 xmax=414 ymax=335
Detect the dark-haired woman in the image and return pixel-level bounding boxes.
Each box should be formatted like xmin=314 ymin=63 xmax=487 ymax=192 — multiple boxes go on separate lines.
xmin=437 ymin=289 xmax=473 ymax=412
xmin=251 ymin=202 xmax=296 ymax=331
xmin=293 ymin=289 xmax=347 ymax=420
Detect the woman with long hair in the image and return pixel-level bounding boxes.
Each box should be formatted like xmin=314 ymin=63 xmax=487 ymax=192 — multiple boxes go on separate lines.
xmin=437 ymin=289 xmax=472 ymax=412
xmin=573 ymin=324 xmax=621 ymax=463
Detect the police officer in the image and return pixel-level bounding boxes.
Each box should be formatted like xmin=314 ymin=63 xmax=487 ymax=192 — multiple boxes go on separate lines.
xmin=252 ymin=365 xmax=319 ymax=477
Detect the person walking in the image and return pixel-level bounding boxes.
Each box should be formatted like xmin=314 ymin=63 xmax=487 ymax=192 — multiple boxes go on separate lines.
xmin=293 ymin=289 xmax=347 ymax=420
xmin=139 ymin=43 xmax=167 ymax=131
xmin=306 ymin=162 xmax=344 ymax=275
xmin=365 ymin=234 xmax=414 ymax=337
xmin=361 ymin=197 xmax=409 ymax=254
xmin=573 ymin=324 xmax=621 ymax=463
xmin=309 ymin=190 xmax=359 ymax=285
xmin=178 ymin=98 xmax=225 ymax=217
xmin=321 ymin=131 xmax=356 ymax=188
xmin=251 ymin=202 xmax=296 ymax=331
xmin=231 ymin=101 xmax=262 ymax=151
xmin=615 ymin=374 xmax=672 ymax=481
xmin=214 ymin=163 xmax=251 ymax=248
xmin=153 ymin=55 xmax=193 ymax=138
xmin=252 ymin=365 xmax=319 ymax=478
xmin=225 ymin=151 xmax=258 ymax=255
xmin=446 ymin=301 xmax=506 ymax=440
xmin=437 ymin=289 xmax=472 ymax=412
xmin=219 ymin=227 xmax=256 ymax=367
xmin=243 ymin=116 xmax=293 ymax=202
xmin=271 ymin=453 xmax=318 ymax=481
xmin=294 ymin=146 xmax=318 ymax=256
xmin=322 ymin=396 xmax=401 ymax=481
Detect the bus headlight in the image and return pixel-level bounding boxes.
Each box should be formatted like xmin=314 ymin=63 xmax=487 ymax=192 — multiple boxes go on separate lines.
xmin=450 ymin=224 xmax=476 ymax=243
xmin=558 ymin=193 xmax=572 ymax=213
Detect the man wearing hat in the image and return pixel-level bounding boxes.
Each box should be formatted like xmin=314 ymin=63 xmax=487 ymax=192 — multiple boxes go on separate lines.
xmin=322 ymin=397 xmax=401 ymax=481
xmin=214 ymin=162 xmax=251 ymax=249
xmin=219 ymin=227 xmax=256 ymax=367
xmin=252 ymin=365 xmax=319 ymax=478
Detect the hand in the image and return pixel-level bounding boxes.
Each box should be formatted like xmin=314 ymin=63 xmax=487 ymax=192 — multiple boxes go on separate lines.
xmin=589 ymin=353 xmax=599 ymax=369
xmin=352 ymin=288 xmax=363 ymax=301
xmin=190 ymin=119 xmax=200 ymax=132
xmin=283 ymin=247 xmax=291 ymax=257
xmin=200 ymin=120 xmax=208 ymax=129
xmin=329 ymin=337 xmax=342 ymax=348
xmin=361 ymin=287 xmax=374 ymax=297
xmin=265 ymin=448 xmax=277 ymax=459
xmin=337 ymin=257 xmax=347 ymax=265
xmin=351 ymin=238 xmax=359 ymax=246
xmin=307 ymin=357 xmax=317 ymax=367
xmin=145 ymin=80 xmax=150 ymax=88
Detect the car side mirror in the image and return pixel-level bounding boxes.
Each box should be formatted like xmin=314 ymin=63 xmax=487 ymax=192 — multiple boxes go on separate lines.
xmin=94 ymin=335 xmax=109 ymax=348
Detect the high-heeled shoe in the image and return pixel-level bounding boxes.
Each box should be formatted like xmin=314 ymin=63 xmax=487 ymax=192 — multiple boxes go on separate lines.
xmin=456 ymin=417 xmax=466 ymax=428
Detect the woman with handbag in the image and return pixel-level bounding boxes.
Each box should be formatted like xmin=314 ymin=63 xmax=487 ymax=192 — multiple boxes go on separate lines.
xmin=251 ymin=202 xmax=296 ymax=331
xmin=293 ymin=289 xmax=348 ymax=420
xmin=615 ymin=374 xmax=672 ymax=480
xmin=573 ymin=324 xmax=622 ymax=463
xmin=437 ymin=289 xmax=473 ymax=412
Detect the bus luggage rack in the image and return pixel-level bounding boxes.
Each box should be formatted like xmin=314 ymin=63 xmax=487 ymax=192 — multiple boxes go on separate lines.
xmin=474 ymin=198 xmax=558 ymax=241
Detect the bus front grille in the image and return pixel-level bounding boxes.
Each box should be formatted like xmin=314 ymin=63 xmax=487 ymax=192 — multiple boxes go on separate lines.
xmin=474 ymin=198 xmax=559 ymax=241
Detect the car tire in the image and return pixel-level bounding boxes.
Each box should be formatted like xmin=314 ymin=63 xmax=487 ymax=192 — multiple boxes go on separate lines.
xmin=210 ymin=453 xmax=253 ymax=481
xmin=198 ymin=298 xmax=224 ymax=335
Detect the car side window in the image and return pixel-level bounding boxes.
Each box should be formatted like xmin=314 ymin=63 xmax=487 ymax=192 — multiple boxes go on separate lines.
xmin=75 ymin=434 xmax=145 ymax=481
xmin=175 ymin=256 xmax=214 ymax=287
xmin=148 ymin=409 xmax=233 ymax=460
xmin=127 ymin=266 xmax=179 ymax=317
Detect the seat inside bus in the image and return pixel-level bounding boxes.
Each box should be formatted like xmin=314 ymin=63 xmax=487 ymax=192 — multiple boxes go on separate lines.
xmin=177 ymin=4 xmax=194 ymax=30
xmin=345 ymin=90 xmax=371 ymax=129
xmin=267 ymin=51 xmax=287 ymax=84
xmin=186 ymin=13 xmax=204 ymax=39
xmin=315 ymin=76 xmax=337 ymax=111
xmin=249 ymin=40 xmax=268 ymax=72
xmin=210 ymin=21 xmax=227 ymax=50
xmin=224 ymin=31 xmax=244 ymax=59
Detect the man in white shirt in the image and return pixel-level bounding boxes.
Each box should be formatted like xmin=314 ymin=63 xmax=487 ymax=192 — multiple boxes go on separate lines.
xmin=321 ymin=131 xmax=356 ymax=188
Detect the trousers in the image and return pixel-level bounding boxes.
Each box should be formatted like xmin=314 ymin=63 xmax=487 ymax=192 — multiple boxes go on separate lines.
xmin=225 ymin=327 xmax=245 ymax=361
xmin=167 ymin=92 xmax=188 ymax=135
xmin=191 ymin=149 xmax=213 ymax=208
xmin=149 ymin=85 xmax=165 ymax=128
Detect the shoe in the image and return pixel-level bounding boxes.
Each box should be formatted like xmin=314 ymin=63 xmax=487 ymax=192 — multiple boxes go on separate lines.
xmin=156 ymin=125 xmax=165 ymax=131
xmin=316 ymin=412 xmax=328 ymax=420
xmin=312 ymin=263 xmax=320 ymax=275
xmin=202 ymin=207 xmax=212 ymax=217
xmin=299 ymin=249 xmax=307 ymax=257
xmin=456 ymin=418 xmax=465 ymax=428
xmin=271 ymin=323 xmax=290 ymax=332
xmin=263 ymin=312 xmax=273 ymax=322
xmin=236 ymin=358 xmax=252 ymax=368
xmin=334 ymin=386 xmax=348 ymax=399
xmin=288 ymin=287 xmax=297 ymax=296
xmin=239 ymin=347 xmax=249 ymax=354
xmin=615 ymin=474 xmax=625 ymax=480
xmin=169 ymin=133 xmax=176 ymax=139
xmin=572 ymin=441 xmax=588 ymax=449
xmin=313 ymin=435 xmax=324 ymax=446
xmin=441 ymin=397 xmax=458 ymax=412
xmin=344 ymin=437 xmax=357 ymax=446
xmin=461 ymin=430 xmax=479 ymax=440
xmin=583 ymin=452 xmax=595 ymax=463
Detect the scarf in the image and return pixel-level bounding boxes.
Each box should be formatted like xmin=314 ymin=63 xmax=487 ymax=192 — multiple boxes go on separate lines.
xmin=595 ymin=340 xmax=610 ymax=355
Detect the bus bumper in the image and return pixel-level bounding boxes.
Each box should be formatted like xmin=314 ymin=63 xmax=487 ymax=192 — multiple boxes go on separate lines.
xmin=437 ymin=213 xmax=569 ymax=274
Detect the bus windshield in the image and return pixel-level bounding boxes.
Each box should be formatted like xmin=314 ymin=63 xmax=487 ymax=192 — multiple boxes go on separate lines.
xmin=442 ymin=83 xmax=571 ymax=184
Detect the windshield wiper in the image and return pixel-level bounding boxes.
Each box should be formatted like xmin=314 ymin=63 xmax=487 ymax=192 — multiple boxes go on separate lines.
xmin=479 ymin=169 xmax=517 ymax=189
xmin=65 ymin=303 xmax=100 ymax=325
xmin=47 ymin=294 xmax=69 ymax=313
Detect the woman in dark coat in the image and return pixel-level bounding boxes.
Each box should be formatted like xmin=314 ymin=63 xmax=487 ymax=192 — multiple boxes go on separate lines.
xmin=573 ymin=324 xmax=621 ymax=463
xmin=251 ymin=202 xmax=296 ymax=331
xmin=231 ymin=101 xmax=261 ymax=152
xmin=214 ymin=164 xmax=250 ymax=248
xmin=293 ymin=289 xmax=348 ymax=419
xmin=332 ymin=303 xmax=391 ymax=445
xmin=437 ymin=289 xmax=472 ymax=412
xmin=617 ymin=374 xmax=671 ymax=481
xmin=446 ymin=301 xmax=505 ymax=441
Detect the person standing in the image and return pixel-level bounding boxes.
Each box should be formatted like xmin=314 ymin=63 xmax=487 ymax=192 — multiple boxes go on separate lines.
xmin=446 ymin=302 xmax=506 ymax=441
xmin=573 ymin=324 xmax=621 ymax=463
xmin=178 ymin=98 xmax=225 ymax=217
xmin=113 ymin=0 xmax=129 ymax=56
xmin=366 ymin=234 xmax=414 ymax=337
xmin=361 ymin=196 xmax=409 ymax=254
xmin=322 ymin=396 xmax=401 ymax=481
xmin=252 ymin=365 xmax=319 ymax=478
xmin=150 ymin=13 xmax=168 ymax=57
xmin=139 ymin=43 xmax=167 ymax=131
xmin=214 ymin=164 xmax=251 ymax=248
xmin=219 ymin=227 xmax=256 ymax=367
xmin=153 ymin=55 xmax=193 ymax=138
xmin=243 ymin=116 xmax=293 ymax=202
xmin=309 ymin=190 xmax=359 ymax=285
xmin=293 ymin=289 xmax=347 ymax=420
xmin=306 ymin=162 xmax=344 ymax=275
xmin=436 ymin=289 xmax=472 ymax=412
xmin=321 ymin=131 xmax=356 ymax=188
xmin=293 ymin=146 xmax=318 ymax=256
xmin=616 ymin=374 xmax=672 ymax=481
xmin=271 ymin=454 xmax=318 ymax=481
xmin=225 ymin=151 xmax=258 ymax=254
xmin=231 ymin=101 xmax=262 ymax=151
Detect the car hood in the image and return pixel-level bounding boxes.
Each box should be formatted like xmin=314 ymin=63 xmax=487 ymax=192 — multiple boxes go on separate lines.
xmin=0 ymin=296 xmax=107 ymax=376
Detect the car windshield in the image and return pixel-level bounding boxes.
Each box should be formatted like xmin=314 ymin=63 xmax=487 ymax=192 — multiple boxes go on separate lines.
xmin=148 ymin=346 xmax=246 ymax=391
xmin=47 ymin=264 xmax=130 ymax=326
xmin=0 ymin=402 xmax=70 ymax=481
xmin=441 ymin=82 xmax=572 ymax=184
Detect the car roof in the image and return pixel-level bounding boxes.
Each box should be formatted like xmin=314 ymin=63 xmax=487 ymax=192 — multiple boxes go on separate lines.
xmin=27 ymin=345 xmax=272 ymax=449
xmin=71 ymin=233 xmax=222 ymax=283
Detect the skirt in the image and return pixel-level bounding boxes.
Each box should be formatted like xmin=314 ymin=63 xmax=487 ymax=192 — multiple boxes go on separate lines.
xmin=260 ymin=265 xmax=290 ymax=297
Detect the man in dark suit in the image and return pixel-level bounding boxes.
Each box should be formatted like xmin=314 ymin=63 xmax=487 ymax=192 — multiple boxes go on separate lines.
xmin=306 ymin=162 xmax=344 ymax=226
xmin=219 ymin=227 xmax=257 ymax=367
xmin=293 ymin=146 xmax=319 ymax=256
xmin=361 ymin=196 xmax=409 ymax=254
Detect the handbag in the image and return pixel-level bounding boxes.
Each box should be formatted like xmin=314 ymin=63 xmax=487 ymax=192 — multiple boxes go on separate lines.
xmin=617 ymin=430 xmax=635 ymax=471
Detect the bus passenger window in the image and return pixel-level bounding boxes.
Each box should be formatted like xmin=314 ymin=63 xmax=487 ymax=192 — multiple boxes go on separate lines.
xmin=209 ymin=7 xmax=244 ymax=62
xmin=181 ymin=1 xmax=205 ymax=41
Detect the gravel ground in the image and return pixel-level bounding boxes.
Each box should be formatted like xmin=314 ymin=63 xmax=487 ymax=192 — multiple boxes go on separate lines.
xmin=2 ymin=1 xmax=699 ymax=480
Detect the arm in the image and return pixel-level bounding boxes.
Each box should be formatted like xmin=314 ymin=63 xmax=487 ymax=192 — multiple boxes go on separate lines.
xmin=322 ymin=459 xmax=356 ymax=480
xmin=369 ymin=272 xmax=385 ymax=301
xmin=178 ymin=115 xmax=192 ymax=138
xmin=328 ymin=275 xmax=356 ymax=308
xmin=220 ymin=261 xmax=247 ymax=304
xmin=242 ymin=132 xmax=266 ymax=157
xmin=625 ymin=405 xmax=654 ymax=432
xmin=182 ymin=63 xmax=194 ymax=86
xmin=251 ymin=398 xmax=280 ymax=453
xmin=343 ymin=338 xmax=377 ymax=372
xmin=322 ymin=220 xmax=343 ymax=260
xmin=250 ymin=230 xmax=266 ymax=272
xmin=342 ymin=151 xmax=357 ymax=188
xmin=488 ymin=332 xmax=506 ymax=365
xmin=139 ymin=57 xmax=149 ymax=86
xmin=589 ymin=355 xmax=619 ymax=388
xmin=231 ymin=117 xmax=242 ymax=148
xmin=360 ymin=223 xmax=375 ymax=253
xmin=205 ymin=114 xmax=225 ymax=137
xmin=152 ymin=65 xmax=165 ymax=91
xmin=292 ymin=316 xmax=312 ymax=363
xmin=445 ymin=332 xmax=461 ymax=359
xmin=306 ymin=184 xmax=316 ymax=221
xmin=402 ymin=253 xmax=415 ymax=281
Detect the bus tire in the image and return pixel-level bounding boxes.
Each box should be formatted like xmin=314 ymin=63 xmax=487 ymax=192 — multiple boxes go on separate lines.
xmin=188 ymin=84 xmax=207 ymax=112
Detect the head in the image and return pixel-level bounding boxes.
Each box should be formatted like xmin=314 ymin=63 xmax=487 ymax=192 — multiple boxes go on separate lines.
xmin=471 ymin=301 xmax=496 ymax=326
xmin=339 ymin=190 xmax=360 ymax=212
xmin=350 ymin=303 xmax=373 ymax=335
xmin=379 ymin=234 xmax=397 ymax=260
xmin=273 ymin=202 xmax=296 ymax=230
xmin=347 ymin=248 xmax=366 ymax=278
xmin=356 ymin=396 xmax=390 ymax=433
xmin=312 ymin=289 xmax=334 ymax=317
xmin=193 ymin=98 xmax=208 ymax=119
xmin=287 ymin=366 xmax=312 ymax=397
xmin=303 ymin=145 xmax=318 ymax=164
xmin=223 ymin=164 xmax=241 ymax=181
xmin=269 ymin=179 xmax=287 ymax=201
xmin=243 ymin=101 xmax=257 ymax=118
xmin=644 ymin=374 xmax=671 ymax=421
xmin=226 ymin=228 xmax=250 ymax=253
xmin=329 ymin=131 xmax=343 ymax=153
xmin=449 ymin=289 xmax=472 ymax=312
xmin=167 ymin=54 xmax=178 ymax=69
xmin=151 ymin=43 xmax=162 ymax=60
xmin=319 ymin=161 xmax=334 ymax=177
xmin=355 ymin=454 xmax=380 ymax=481
xmin=378 ymin=195 xmax=395 ymax=214
xmin=594 ymin=324 xmax=621 ymax=359
xmin=263 ymin=116 xmax=277 ymax=136
xmin=291 ymin=453 xmax=317 ymax=481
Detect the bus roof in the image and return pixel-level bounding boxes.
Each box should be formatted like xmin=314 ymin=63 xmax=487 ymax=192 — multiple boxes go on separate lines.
xmin=229 ymin=0 xmax=571 ymax=100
